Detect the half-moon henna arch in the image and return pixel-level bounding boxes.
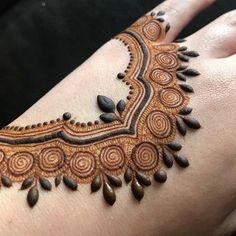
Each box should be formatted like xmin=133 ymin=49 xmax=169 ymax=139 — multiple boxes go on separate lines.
xmin=0 ymin=11 xmax=201 ymax=207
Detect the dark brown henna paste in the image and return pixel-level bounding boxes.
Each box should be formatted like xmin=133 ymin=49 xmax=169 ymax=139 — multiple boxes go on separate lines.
xmin=0 ymin=11 xmax=201 ymax=207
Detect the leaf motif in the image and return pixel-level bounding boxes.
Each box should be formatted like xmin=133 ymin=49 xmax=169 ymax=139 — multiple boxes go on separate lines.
xmin=103 ymin=182 xmax=116 ymax=206
xmin=39 ymin=177 xmax=52 ymax=191
xmin=182 ymin=117 xmax=201 ymax=129
xmin=97 ymin=95 xmax=115 ymax=113
xmin=174 ymin=38 xmax=186 ymax=43
xmin=157 ymin=17 xmax=164 ymax=22
xmin=163 ymin=148 xmax=174 ymax=168
xmin=165 ymin=23 xmax=170 ymax=33
xmin=21 ymin=177 xmax=34 ymax=190
xmin=27 ymin=186 xmax=39 ymax=208
xmin=179 ymin=107 xmax=193 ymax=115
xmin=182 ymin=51 xmax=199 ymax=57
xmin=151 ymin=12 xmax=156 ymax=17
xmin=156 ymin=10 xmax=165 ymax=16
xmin=179 ymin=84 xmax=194 ymax=93
xmin=124 ymin=168 xmax=132 ymax=183
xmin=63 ymin=176 xmax=78 ymax=191
xmin=178 ymin=53 xmax=189 ymax=62
xmin=182 ymin=69 xmax=200 ymax=76
xmin=176 ymin=117 xmax=187 ymax=136
xmin=100 ymin=113 xmax=117 ymax=123
xmin=176 ymin=72 xmax=186 ymax=82
xmin=154 ymin=170 xmax=167 ymax=183
xmin=107 ymin=175 xmax=122 ymax=187
xmin=117 ymin=100 xmax=126 ymax=113
xmin=1 ymin=176 xmax=12 ymax=187
xmin=174 ymin=154 xmax=189 ymax=168
xmin=167 ymin=142 xmax=182 ymax=151
xmin=178 ymin=46 xmax=187 ymax=52
xmin=55 ymin=175 xmax=62 ymax=187
xmin=131 ymin=178 xmax=144 ymax=201
xmin=135 ymin=171 xmax=151 ymax=186
xmin=177 ymin=65 xmax=188 ymax=71
xmin=91 ymin=175 xmax=102 ymax=192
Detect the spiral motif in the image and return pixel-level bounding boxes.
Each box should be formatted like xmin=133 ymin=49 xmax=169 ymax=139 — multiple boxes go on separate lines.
xmin=132 ymin=16 xmax=148 ymax=27
xmin=154 ymin=44 xmax=178 ymax=52
xmin=147 ymin=111 xmax=173 ymax=138
xmin=159 ymin=88 xmax=184 ymax=108
xmin=8 ymin=152 xmax=34 ymax=176
xmin=69 ymin=152 xmax=96 ymax=178
xmin=155 ymin=52 xmax=179 ymax=70
xmin=142 ymin=20 xmax=162 ymax=41
xmin=132 ymin=142 xmax=159 ymax=171
xmin=100 ymin=145 xmax=125 ymax=171
xmin=38 ymin=147 xmax=65 ymax=172
xmin=150 ymin=69 xmax=173 ymax=85
xmin=0 ymin=150 xmax=5 ymax=163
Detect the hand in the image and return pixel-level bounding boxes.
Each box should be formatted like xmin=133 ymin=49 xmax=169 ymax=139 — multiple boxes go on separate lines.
xmin=0 ymin=0 xmax=235 ymax=236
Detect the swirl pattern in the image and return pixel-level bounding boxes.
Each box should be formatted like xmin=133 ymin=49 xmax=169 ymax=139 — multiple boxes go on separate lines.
xmin=147 ymin=111 xmax=173 ymax=138
xmin=155 ymin=52 xmax=179 ymax=70
xmin=8 ymin=152 xmax=34 ymax=176
xmin=132 ymin=142 xmax=159 ymax=171
xmin=142 ymin=20 xmax=162 ymax=41
xmin=69 ymin=152 xmax=96 ymax=178
xmin=150 ymin=69 xmax=173 ymax=85
xmin=38 ymin=147 xmax=65 ymax=172
xmin=100 ymin=145 xmax=125 ymax=171
xmin=132 ymin=16 xmax=148 ymax=27
xmin=159 ymin=88 xmax=184 ymax=108
xmin=0 ymin=150 xmax=5 ymax=163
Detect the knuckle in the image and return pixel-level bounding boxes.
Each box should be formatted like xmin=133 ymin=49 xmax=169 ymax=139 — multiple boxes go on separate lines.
xmin=221 ymin=10 xmax=236 ymax=27
xmin=160 ymin=0 xmax=214 ymax=15
xmin=159 ymin=1 xmax=180 ymax=15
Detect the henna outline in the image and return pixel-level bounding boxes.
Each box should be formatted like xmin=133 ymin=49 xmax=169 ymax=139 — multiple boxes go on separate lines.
xmin=0 ymin=11 xmax=201 ymax=207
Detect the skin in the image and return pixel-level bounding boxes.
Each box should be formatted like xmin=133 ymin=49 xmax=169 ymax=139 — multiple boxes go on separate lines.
xmin=0 ymin=0 xmax=235 ymax=235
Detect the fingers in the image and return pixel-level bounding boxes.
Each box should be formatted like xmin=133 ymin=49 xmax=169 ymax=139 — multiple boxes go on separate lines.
xmin=151 ymin=0 xmax=215 ymax=42
xmin=186 ymin=10 xmax=236 ymax=58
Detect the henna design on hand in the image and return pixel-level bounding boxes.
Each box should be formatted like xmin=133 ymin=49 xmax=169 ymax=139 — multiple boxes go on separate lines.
xmin=0 ymin=11 xmax=201 ymax=207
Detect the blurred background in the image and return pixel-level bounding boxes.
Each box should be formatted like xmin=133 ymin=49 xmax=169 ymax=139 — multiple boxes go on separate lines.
xmin=0 ymin=0 xmax=235 ymax=235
